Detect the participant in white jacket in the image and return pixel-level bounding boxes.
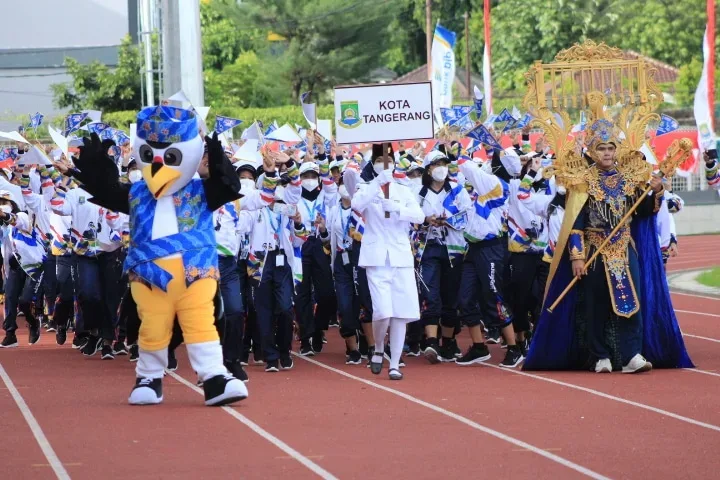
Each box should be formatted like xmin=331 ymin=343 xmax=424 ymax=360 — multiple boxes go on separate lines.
xmin=351 ymin=148 xmax=425 ymax=380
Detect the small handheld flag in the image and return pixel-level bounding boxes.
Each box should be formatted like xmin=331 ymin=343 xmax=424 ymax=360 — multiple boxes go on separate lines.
xmin=63 ymin=112 xmax=89 ymax=136
xmin=656 ymin=114 xmax=679 ymax=136
xmin=215 ymin=115 xmax=243 ymax=135
xmin=87 ymin=122 xmax=111 ymax=135
xmin=28 ymin=112 xmax=44 ymax=131
xmin=466 ymin=124 xmax=502 ymax=150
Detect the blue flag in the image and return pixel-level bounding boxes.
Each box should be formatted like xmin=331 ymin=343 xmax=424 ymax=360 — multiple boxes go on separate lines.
xmin=28 ymin=112 xmax=44 ymax=130
xmin=513 ymin=113 xmax=533 ymax=130
xmin=64 ymin=112 xmax=88 ymax=136
xmin=100 ymin=127 xmax=117 ymax=141
xmin=215 ymin=115 xmax=243 ymax=135
xmin=114 ymin=130 xmax=131 ymax=146
xmin=656 ymin=114 xmax=679 ymax=136
xmin=494 ymin=108 xmax=515 ymax=124
xmin=466 ymin=124 xmax=502 ymax=150
xmin=474 ymin=97 xmax=483 ymax=119
xmin=264 ymin=123 xmax=278 ymax=137
xmin=440 ymin=108 xmax=457 ymax=126
xmin=453 ymin=105 xmax=472 ymax=119
xmin=87 ymin=122 xmax=111 ymax=135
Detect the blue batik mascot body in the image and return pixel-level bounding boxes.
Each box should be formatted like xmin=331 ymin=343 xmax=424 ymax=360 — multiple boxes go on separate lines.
xmin=71 ymin=106 xmax=247 ymax=406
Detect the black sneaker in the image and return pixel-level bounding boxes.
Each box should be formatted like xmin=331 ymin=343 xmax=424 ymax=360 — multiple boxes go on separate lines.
xmin=226 ymin=360 xmax=249 ymax=383
xmin=345 ymin=350 xmax=362 ymax=365
xmin=443 ymin=337 xmax=462 ymax=358
xmin=46 ymin=321 xmax=57 ymax=333
xmin=203 ymin=373 xmax=248 ymax=406
xmin=128 ymin=377 xmax=163 ymax=405
xmin=56 ymin=328 xmax=67 ymax=346
xmin=112 ymin=341 xmax=129 ymax=356
xmin=311 ymin=333 xmax=324 ymax=354
xmin=423 ymin=338 xmax=441 ymax=364
xmin=167 ymin=350 xmax=178 ymax=371
xmin=329 ymin=318 xmax=340 ymax=328
xmin=358 ymin=335 xmax=369 ymax=358
xmin=28 ymin=323 xmax=41 ymax=345
xmin=129 ymin=344 xmax=139 ymax=362
xmin=265 ymin=360 xmax=280 ymax=372
xmin=72 ymin=334 xmax=89 ymax=350
xmin=0 ymin=333 xmax=18 ymax=348
xmin=499 ymin=345 xmax=524 ymax=368
xmin=280 ymin=356 xmax=294 ymax=370
xmin=101 ymin=345 xmax=115 ymax=360
xmin=239 ymin=352 xmax=249 ymax=366
xmin=485 ymin=329 xmax=502 ymax=344
xmin=81 ymin=335 xmax=103 ymax=357
xmin=457 ymin=343 xmax=492 ymax=366
xmin=299 ymin=340 xmax=314 ymax=356
xmin=406 ymin=342 xmax=421 ymax=357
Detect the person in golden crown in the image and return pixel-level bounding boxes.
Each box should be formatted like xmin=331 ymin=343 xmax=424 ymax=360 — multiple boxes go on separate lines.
xmin=522 ymin=75 xmax=693 ymax=372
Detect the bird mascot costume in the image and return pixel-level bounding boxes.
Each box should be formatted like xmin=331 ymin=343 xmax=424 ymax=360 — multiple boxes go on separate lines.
xmin=70 ymin=105 xmax=248 ymax=406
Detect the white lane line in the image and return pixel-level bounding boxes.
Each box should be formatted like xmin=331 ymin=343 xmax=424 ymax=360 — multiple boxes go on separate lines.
xmin=683 ymin=333 xmax=720 ymax=344
xmin=293 ymin=355 xmax=611 ymax=480
xmin=671 ymin=292 xmax=720 ymax=301
xmin=166 ymin=371 xmax=339 ymax=480
xmin=479 ymin=363 xmax=720 ymax=433
xmin=676 ymin=309 xmax=720 ymax=318
xmin=684 ymin=368 xmax=720 ymax=379
xmin=0 ymin=363 xmax=70 ymax=480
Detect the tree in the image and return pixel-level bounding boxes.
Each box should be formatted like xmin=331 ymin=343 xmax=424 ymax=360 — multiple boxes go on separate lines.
xmin=51 ymin=36 xmax=144 ymax=111
xmin=201 ymin=0 xmax=265 ymax=71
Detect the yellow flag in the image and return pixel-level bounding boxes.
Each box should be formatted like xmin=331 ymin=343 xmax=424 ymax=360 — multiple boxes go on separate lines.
xmin=267 ymin=32 xmax=287 ymax=42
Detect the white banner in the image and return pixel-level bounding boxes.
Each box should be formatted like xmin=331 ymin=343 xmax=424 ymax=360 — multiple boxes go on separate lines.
xmin=430 ymin=24 xmax=456 ymax=126
xmin=694 ymin=26 xmax=716 ymax=151
xmin=334 ymin=82 xmax=435 ymax=144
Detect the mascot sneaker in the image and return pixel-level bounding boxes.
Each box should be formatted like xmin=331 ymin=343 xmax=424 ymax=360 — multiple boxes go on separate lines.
xmin=129 ymin=377 xmax=163 ymax=405
xmin=622 ymin=354 xmax=652 ymax=374
xmin=203 ymin=374 xmax=248 ymax=406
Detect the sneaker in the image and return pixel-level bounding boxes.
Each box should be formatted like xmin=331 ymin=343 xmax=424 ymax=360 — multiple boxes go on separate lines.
xmin=101 ymin=345 xmax=115 ymax=360
xmin=0 ymin=333 xmax=18 ymax=348
xmin=358 ymin=335 xmax=369 ymax=358
xmin=203 ymin=374 xmax=248 ymax=406
xmin=299 ymin=341 xmax=314 ymax=357
xmin=72 ymin=334 xmax=89 ymax=350
xmin=28 ymin=323 xmax=41 ymax=345
xmin=280 ymin=356 xmax=294 ymax=370
xmin=226 ymin=360 xmax=249 ymax=383
xmin=622 ymin=354 xmax=652 ymax=374
xmin=311 ymin=333 xmax=324 ymax=354
xmin=444 ymin=338 xmax=462 ymax=358
xmin=499 ymin=345 xmax=524 ymax=368
xmin=112 ymin=341 xmax=129 ymax=356
xmin=423 ymin=338 xmax=441 ymax=364
xmin=128 ymin=377 xmax=163 ymax=405
xmin=329 ymin=318 xmax=340 ymax=328
xmin=239 ymin=352 xmax=249 ymax=366
xmin=595 ymin=358 xmax=612 ymax=373
xmin=406 ymin=342 xmax=421 ymax=357
xmin=55 ymin=328 xmax=67 ymax=346
xmin=129 ymin=344 xmax=139 ymax=362
xmin=345 ymin=350 xmax=362 ymax=365
xmin=457 ymin=343 xmax=492 ymax=366
xmin=81 ymin=335 xmax=103 ymax=357
xmin=265 ymin=360 xmax=280 ymax=372
xmin=46 ymin=321 xmax=57 ymax=333
xmin=167 ymin=350 xmax=178 ymax=371
xmin=485 ymin=329 xmax=502 ymax=344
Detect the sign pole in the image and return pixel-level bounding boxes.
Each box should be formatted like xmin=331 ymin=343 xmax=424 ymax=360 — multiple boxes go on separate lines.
xmin=382 ymin=141 xmax=390 ymax=218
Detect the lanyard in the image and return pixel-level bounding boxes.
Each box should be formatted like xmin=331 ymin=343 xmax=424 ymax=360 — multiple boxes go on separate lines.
xmin=265 ymin=207 xmax=282 ymax=243
xmin=300 ymin=198 xmax=318 ymax=228
xmin=341 ymin=207 xmax=352 ymax=244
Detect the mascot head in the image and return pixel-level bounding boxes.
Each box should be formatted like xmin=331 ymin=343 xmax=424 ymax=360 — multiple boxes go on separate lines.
xmin=133 ymin=106 xmax=203 ymax=198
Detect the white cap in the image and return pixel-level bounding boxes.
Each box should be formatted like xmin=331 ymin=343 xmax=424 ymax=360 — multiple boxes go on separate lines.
xmin=299 ymin=162 xmax=320 ymax=176
xmin=423 ymin=150 xmax=449 ymax=168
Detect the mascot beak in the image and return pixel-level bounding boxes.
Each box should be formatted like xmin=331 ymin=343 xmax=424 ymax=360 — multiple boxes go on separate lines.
xmin=142 ymin=156 xmax=181 ymax=198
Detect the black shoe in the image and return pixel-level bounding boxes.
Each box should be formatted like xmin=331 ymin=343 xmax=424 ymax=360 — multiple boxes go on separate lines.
xmin=46 ymin=321 xmax=57 ymax=333
xmin=0 ymin=333 xmax=18 ymax=348
xmin=406 ymin=342 xmax=421 ymax=357
xmin=167 ymin=350 xmax=178 ymax=371
xmin=280 ymin=356 xmax=294 ymax=370
xmin=28 ymin=323 xmax=40 ymax=345
xmin=202 ymin=374 xmax=248 ymax=406
xmin=311 ymin=333 xmax=324 ymax=354
xmin=457 ymin=343 xmax=492 ymax=366
xmin=72 ymin=334 xmax=88 ymax=350
xmin=226 ymin=360 xmax=249 ymax=383
xmin=345 ymin=350 xmax=362 ymax=365
xmin=129 ymin=344 xmax=139 ymax=362
xmin=423 ymin=338 xmax=441 ymax=364
xmin=370 ymin=352 xmax=383 ymax=375
xmin=500 ymin=345 xmax=524 ymax=368
xmin=265 ymin=360 xmax=280 ymax=372
xmin=520 ymin=337 xmax=530 ymax=356
xmin=81 ymin=335 xmax=103 ymax=357
xmin=485 ymin=329 xmax=502 ymax=344
xmin=101 ymin=345 xmax=115 ymax=360
xmin=56 ymin=328 xmax=67 ymax=346
xmin=329 ymin=318 xmax=340 ymax=328
xmin=252 ymin=348 xmax=264 ymax=365
xmin=239 ymin=352 xmax=249 ymax=366
xmin=112 ymin=341 xmax=128 ymax=356
xmin=128 ymin=377 xmax=163 ymax=405
xmin=299 ymin=340 xmax=314 ymax=356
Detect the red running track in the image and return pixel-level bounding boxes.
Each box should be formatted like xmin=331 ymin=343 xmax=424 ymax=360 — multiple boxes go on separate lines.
xmin=1 ymin=234 xmax=718 ymax=479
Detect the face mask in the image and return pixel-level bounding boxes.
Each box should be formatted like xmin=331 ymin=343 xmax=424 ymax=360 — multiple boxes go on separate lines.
xmin=128 ymin=170 xmax=142 ymax=183
xmin=373 ymin=163 xmax=389 ymax=175
xmin=301 ymin=178 xmax=319 ymax=192
xmin=339 ymin=185 xmax=350 ymax=199
xmin=431 ymin=166 xmax=448 ymax=182
xmin=0 ymin=205 xmax=11 ymax=214
xmin=240 ymin=178 xmax=256 ymax=191
xmin=410 ymin=177 xmax=422 ymax=187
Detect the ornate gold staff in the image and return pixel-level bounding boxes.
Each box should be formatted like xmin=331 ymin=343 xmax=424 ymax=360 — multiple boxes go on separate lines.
xmin=546 ymin=138 xmax=693 ymax=313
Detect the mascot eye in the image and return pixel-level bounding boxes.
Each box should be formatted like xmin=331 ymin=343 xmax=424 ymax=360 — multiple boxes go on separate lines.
xmin=164 ymin=148 xmax=183 ymax=166
xmin=139 ymin=145 xmax=154 ymax=163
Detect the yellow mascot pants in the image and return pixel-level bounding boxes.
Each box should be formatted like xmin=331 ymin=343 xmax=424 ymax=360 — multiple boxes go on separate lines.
xmin=131 ymin=257 xmax=219 ymax=351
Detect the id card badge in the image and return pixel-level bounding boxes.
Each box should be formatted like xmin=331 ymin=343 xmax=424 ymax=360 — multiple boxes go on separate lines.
xmin=341 ymin=251 xmax=350 ymax=265
xmin=275 ymin=253 xmax=285 ymax=267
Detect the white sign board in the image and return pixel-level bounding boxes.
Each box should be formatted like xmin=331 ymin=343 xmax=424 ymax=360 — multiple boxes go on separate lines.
xmin=334 ymin=82 xmax=434 ymax=144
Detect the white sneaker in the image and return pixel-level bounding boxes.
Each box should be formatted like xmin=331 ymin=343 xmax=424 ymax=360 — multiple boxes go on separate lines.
xmin=622 ymin=354 xmax=652 ymax=374
xmin=594 ymin=358 xmax=612 ymax=373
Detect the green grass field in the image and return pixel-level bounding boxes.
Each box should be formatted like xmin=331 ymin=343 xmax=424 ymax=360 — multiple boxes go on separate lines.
xmin=697 ymin=267 xmax=720 ymax=288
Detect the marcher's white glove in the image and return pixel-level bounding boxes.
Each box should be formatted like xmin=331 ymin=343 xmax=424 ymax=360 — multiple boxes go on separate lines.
xmin=377 ymin=169 xmax=393 ymax=186
xmin=382 ymin=198 xmax=401 ymax=213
